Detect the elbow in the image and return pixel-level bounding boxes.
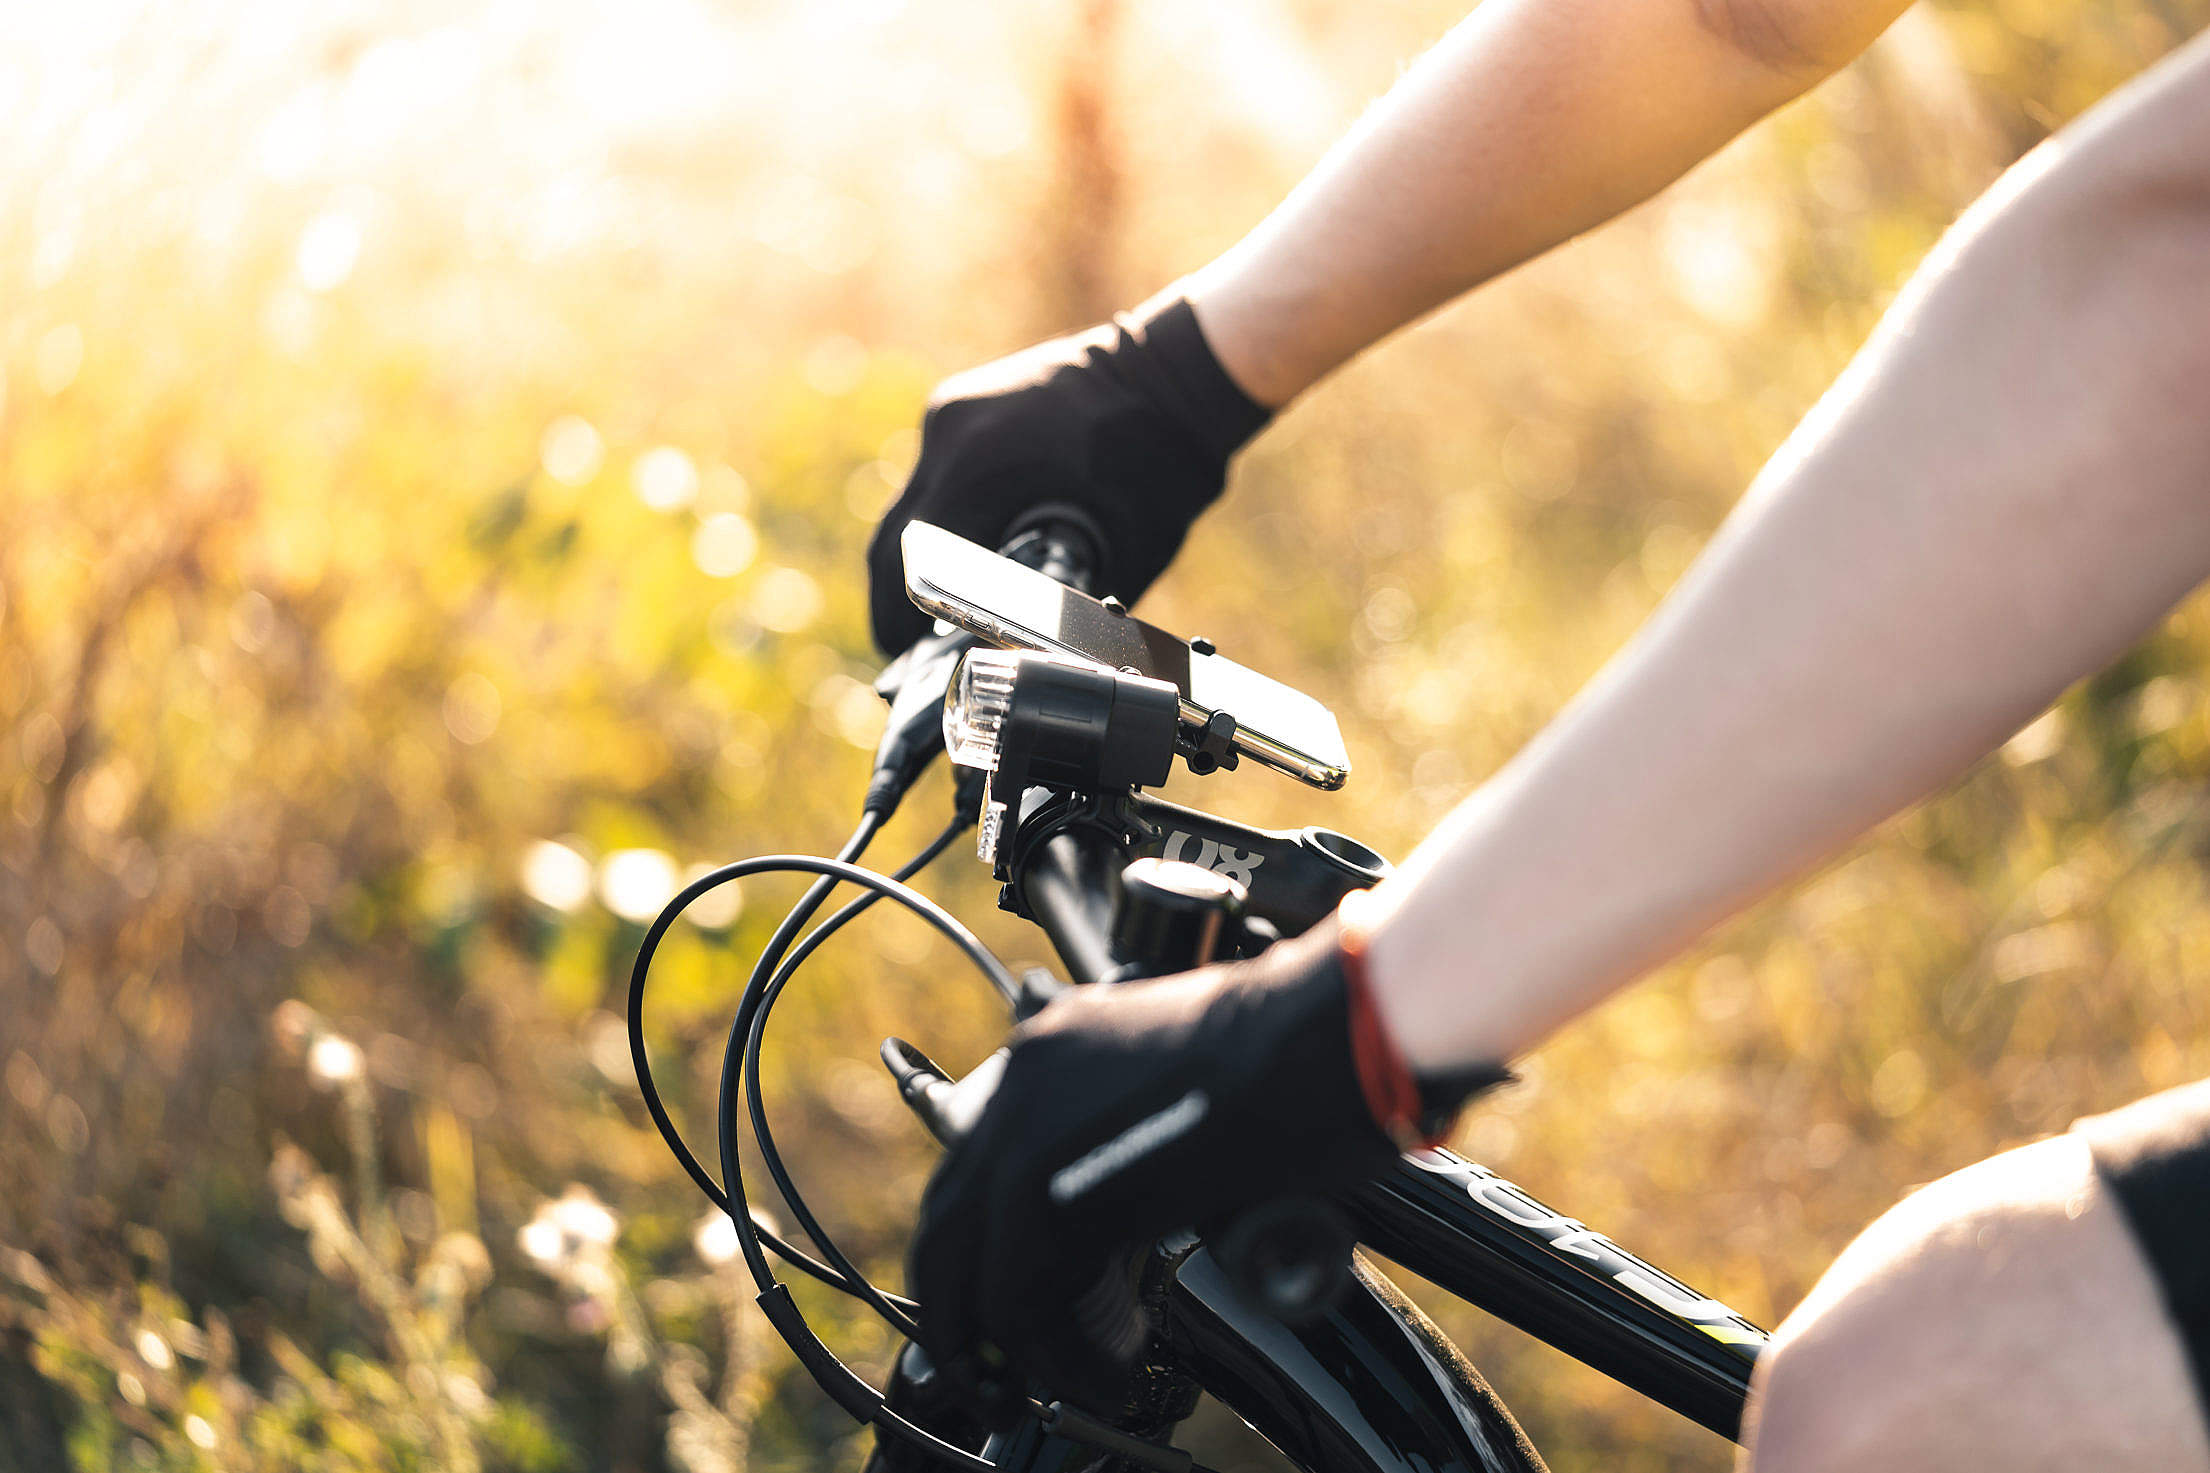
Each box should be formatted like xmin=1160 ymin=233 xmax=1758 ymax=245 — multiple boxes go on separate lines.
xmin=1969 ymin=62 xmax=2210 ymax=388
xmin=2047 ymin=166 xmax=2210 ymax=311
xmin=2051 ymin=179 xmax=2210 ymax=428
xmin=1692 ymin=0 xmax=1899 ymax=84
xmin=1969 ymin=142 xmax=2210 ymax=502
xmin=1844 ymin=85 xmax=2210 ymax=540
xmin=1985 ymin=36 xmax=2210 ymax=263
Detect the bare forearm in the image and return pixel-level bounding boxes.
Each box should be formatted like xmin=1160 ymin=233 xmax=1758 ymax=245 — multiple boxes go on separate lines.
xmin=1359 ymin=42 xmax=2210 ymax=1071
xmin=1179 ymin=0 xmax=1906 ymax=406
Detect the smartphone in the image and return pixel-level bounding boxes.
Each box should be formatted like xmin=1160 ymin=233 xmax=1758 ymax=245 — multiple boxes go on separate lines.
xmin=901 ymin=521 xmax=1351 ymax=789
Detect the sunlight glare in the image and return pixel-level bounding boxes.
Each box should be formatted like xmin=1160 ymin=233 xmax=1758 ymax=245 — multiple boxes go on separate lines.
xmin=693 ymin=1211 xmax=740 ymax=1266
xmin=521 ymin=840 xmax=595 ymax=913
xmin=297 ymin=208 xmax=363 ymax=292
xmin=679 ymin=864 xmax=743 ymax=929
xmin=34 ymin=325 xmax=83 ymax=395
xmin=692 ymin=513 xmax=759 ymax=580
xmin=749 ymin=567 xmax=823 ymax=634
xmin=307 ymin=1034 xmax=365 ymax=1087
xmin=1662 ymin=199 xmax=1778 ymax=331
xmin=631 ymin=447 xmax=700 ymax=512
xmin=540 ymin=416 xmax=606 ymax=486
xmin=598 ymin=848 xmax=679 ymax=924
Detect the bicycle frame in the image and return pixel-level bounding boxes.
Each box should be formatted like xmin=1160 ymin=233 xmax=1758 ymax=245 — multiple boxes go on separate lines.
xmin=1157 ymin=1246 xmax=1548 ymax=1473
xmin=985 ymin=795 xmax=1768 ymax=1471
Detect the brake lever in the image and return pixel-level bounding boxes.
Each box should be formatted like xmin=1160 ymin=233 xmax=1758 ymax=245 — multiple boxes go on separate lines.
xmin=880 ymin=1037 xmax=1006 ymax=1148
xmin=867 ymin=627 xmax=977 ymax=816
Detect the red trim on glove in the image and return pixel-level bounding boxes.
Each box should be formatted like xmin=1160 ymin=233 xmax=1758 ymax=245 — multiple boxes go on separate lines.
xmin=1336 ymin=895 xmax=1438 ymax=1151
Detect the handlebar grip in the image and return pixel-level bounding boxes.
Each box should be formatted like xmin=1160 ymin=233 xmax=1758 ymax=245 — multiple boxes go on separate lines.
xmin=1001 ymin=504 xmax=1104 ymax=594
xmin=882 ymin=1036 xmax=1355 ymax=1326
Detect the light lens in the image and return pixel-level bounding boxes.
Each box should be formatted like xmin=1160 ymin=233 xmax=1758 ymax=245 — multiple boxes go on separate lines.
xmin=943 ymin=649 xmax=1022 ymax=771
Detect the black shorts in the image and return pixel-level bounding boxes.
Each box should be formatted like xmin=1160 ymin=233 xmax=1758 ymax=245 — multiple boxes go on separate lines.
xmin=2079 ymin=1077 xmax=2210 ymax=1419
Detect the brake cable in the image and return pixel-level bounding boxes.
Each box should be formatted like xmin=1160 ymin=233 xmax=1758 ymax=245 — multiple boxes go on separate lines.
xmin=733 ymin=816 xmax=974 ymax=1339
xmin=722 ymin=855 xmax=1019 ymax=1469
xmin=632 ymin=832 xmax=1029 ymax=1470
xmin=632 ymin=811 xmax=1214 ymax=1468
xmin=627 ymin=810 xmax=967 ymax=1308
xmin=627 ymin=811 xmax=889 ymax=1294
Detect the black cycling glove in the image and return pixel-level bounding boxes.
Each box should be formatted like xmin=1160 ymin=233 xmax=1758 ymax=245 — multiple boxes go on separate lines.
xmin=866 ymin=297 xmax=1271 ymax=657
xmin=907 ymin=915 xmax=1506 ymax=1418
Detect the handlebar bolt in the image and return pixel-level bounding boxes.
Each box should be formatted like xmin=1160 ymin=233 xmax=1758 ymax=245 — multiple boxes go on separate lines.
xmin=1111 ymin=857 xmax=1247 ymax=974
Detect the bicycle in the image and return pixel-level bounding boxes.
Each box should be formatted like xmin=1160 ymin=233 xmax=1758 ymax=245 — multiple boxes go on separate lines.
xmin=628 ymin=517 xmax=1770 ymax=1473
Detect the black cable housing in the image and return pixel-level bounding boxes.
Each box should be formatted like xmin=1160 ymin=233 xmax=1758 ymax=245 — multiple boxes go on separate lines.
xmin=626 ymin=812 xmax=887 ymax=1294
xmin=740 ymin=815 xmax=968 ymax=1333
xmin=629 ymin=829 xmax=1020 ymax=1472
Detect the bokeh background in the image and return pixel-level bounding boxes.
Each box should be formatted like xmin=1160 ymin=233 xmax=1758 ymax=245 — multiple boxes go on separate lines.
xmin=7 ymin=0 xmax=2210 ymax=1468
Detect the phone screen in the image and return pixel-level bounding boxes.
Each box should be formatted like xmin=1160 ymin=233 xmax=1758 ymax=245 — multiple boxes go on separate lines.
xmin=901 ymin=522 xmax=1350 ymax=788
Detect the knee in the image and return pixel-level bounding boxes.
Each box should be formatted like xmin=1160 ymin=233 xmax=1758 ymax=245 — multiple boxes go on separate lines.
xmin=1744 ymin=1134 xmax=2159 ymax=1473
xmin=1745 ymin=1237 xmax=1966 ymax=1472
xmin=1743 ymin=1173 xmax=1987 ymax=1472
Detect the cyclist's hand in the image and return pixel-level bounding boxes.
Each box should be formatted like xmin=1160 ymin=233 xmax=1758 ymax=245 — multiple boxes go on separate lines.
xmin=907 ymin=917 xmax=1493 ymax=1419
xmin=866 ymin=298 xmax=1270 ymax=657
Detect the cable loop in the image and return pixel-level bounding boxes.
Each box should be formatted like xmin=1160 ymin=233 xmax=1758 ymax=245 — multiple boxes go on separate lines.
xmin=629 ymin=817 xmax=1020 ymax=1470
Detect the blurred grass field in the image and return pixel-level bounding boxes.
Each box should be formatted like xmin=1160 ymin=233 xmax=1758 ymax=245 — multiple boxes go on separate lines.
xmin=6 ymin=0 xmax=2210 ymax=1468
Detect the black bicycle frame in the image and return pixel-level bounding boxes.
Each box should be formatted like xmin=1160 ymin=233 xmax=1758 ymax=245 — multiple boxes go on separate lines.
xmin=1157 ymin=1246 xmax=1547 ymax=1473
xmin=993 ymin=801 xmax=1767 ymax=1471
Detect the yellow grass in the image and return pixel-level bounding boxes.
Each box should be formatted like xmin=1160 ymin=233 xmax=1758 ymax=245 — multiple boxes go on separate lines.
xmin=4 ymin=1 xmax=2208 ymax=1467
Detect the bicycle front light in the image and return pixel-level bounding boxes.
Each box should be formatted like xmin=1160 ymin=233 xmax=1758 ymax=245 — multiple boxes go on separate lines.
xmin=943 ymin=649 xmax=1180 ymax=867
xmin=942 ymin=648 xmax=1022 ymax=773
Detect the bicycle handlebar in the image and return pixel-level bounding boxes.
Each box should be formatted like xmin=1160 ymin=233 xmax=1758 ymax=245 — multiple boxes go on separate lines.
xmin=1017 ymin=829 xmax=1125 ymax=987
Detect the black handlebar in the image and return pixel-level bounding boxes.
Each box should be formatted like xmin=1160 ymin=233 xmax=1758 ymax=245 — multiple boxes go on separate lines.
xmin=1017 ymin=829 xmax=1125 ymax=987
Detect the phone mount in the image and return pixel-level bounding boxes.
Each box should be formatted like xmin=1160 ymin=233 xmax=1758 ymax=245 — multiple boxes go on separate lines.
xmin=1181 ymin=709 xmax=1241 ymax=777
xmin=903 ymin=522 xmax=1350 ymax=790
